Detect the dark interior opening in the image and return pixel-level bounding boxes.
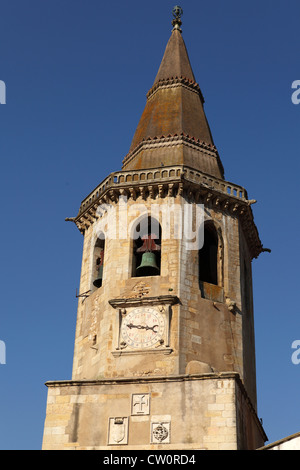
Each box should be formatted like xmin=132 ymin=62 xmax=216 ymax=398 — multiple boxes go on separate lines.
xmin=199 ymin=225 xmax=218 ymax=285
xmin=93 ymin=237 xmax=105 ymax=288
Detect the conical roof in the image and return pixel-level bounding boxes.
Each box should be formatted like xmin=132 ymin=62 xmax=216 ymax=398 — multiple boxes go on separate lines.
xmin=122 ymin=17 xmax=224 ymax=179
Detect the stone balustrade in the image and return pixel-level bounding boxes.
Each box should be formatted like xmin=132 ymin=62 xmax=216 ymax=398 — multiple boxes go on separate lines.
xmin=77 ymin=165 xmax=248 ymax=216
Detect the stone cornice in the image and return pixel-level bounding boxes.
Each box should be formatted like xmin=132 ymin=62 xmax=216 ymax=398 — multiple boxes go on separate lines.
xmin=45 ymin=371 xmax=241 ymax=388
xmin=109 ymin=295 xmax=179 ymax=309
xmin=66 ymin=164 xmax=265 ymax=259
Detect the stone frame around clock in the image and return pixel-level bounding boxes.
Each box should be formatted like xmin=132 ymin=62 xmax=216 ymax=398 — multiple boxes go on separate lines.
xmin=109 ymin=295 xmax=179 ymax=357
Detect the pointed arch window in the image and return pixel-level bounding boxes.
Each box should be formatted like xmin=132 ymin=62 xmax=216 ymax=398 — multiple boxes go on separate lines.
xmin=132 ymin=216 xmax=161 ymax=277
xmin=199 ymin=221 xmax=224 ymax=302
xmin=92 ymin=235 xmax=105 ymax=289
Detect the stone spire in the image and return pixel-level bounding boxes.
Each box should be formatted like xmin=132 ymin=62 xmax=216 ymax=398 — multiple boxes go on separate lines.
xmin=123 ymin=7 xmax=224 ymax=179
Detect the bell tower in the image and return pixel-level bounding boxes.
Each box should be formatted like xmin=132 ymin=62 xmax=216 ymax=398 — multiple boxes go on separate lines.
xmin=42 ymin=7 xmax=268 ymax=450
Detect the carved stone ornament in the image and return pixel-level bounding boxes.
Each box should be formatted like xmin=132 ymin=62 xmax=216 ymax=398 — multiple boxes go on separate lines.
xmin=151 ymin=421 xmax=171 ymax=444
xmin=108 ymin=417 xmax=129 ymax=445
xmin=131 ymin=393 xmax=150 ymax=415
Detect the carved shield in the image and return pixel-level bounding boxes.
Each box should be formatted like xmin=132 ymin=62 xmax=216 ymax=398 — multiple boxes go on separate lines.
xmin=111 ymin=418 xmax=126 ymax=443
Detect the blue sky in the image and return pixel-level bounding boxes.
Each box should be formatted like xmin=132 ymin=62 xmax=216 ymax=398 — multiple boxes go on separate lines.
xmin=0 ymin=0 xmax=299 ymax=449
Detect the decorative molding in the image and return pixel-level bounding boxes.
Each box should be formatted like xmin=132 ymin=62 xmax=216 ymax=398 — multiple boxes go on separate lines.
xmin=108 ymin=295 xmax=179 ymax=309
xmin=66 ymin=164 xmax=264 ymax=259
xmin=122 ymin=133 xmax=219 ymax=169
xmin=146 ymin=76 xmax=204 ymax=103
xmin=111 ymin=347 xmax=173 ymax=357
xmin=45 ymin=371 xmax=242 ymax=387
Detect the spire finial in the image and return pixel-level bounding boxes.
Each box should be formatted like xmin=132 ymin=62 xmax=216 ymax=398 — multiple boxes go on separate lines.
xmin=172 ymin=5 xmax=183 ymax=32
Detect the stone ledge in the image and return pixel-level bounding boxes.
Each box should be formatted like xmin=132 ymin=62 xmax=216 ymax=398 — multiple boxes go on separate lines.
xmin=45 ymin=371 xmax=240 ymax=388
xmin=111 ymin=347 xmax=173 ymax=357
xmin=109 ymin=295 xmax=179 ymax=309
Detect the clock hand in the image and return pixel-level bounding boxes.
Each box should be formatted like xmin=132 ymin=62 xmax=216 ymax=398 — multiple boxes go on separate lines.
xmin=127 ymin=323 xmax=159 ymax=332
xmin=149 ymin=324 xmax=158 ymax=333
xmin=127 ymin=323 xmax=144 ymax=330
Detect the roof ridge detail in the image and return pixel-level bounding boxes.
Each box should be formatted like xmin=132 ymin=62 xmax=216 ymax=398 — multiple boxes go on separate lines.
xmin=146 ymin=76 xmax=204 ymax=103
xmin=123 ymin=134 xmax=221 ymax=169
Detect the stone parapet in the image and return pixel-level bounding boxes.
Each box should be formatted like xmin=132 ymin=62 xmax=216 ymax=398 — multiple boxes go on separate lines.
xmin=67 ymin=164 xmax=264 ymax=259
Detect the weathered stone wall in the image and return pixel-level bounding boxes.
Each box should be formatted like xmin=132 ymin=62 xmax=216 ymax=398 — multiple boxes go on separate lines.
xmin=239 ymin=223 xmax=257 ymax=409
xmin=42 ymin=374 xmax=266 ymax=450
xmin=71 ymin=194 xmax=257 ymax=405
xmin=46 ymin=188 xmax=264 ymax=451
xmin=72 ymin=195 xmax=183 ymax=381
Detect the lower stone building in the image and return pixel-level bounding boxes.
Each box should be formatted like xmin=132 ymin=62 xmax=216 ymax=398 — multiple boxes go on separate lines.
xmin=43 ymin=373 xmax=265 ymax=450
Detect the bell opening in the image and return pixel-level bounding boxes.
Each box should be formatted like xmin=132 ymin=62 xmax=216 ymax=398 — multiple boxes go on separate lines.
xmin=92 ymin=237 xmax=105 ymax=289
xmin=132 ymin=216 xmax=161 ymax=278
xmin=93 ymin=265 xmax=103 ymax=288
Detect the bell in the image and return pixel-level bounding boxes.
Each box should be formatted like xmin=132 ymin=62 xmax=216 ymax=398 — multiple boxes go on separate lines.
xmin=136 ymin=252 xmax=159 ymax=277
xmin=93 ymin=265 xmax=103 ymax=288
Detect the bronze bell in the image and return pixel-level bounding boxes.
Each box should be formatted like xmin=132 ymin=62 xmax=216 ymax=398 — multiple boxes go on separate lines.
xmin=93 ymin=265 xmax=103 ymax=288
xmin=136 ymin=252 xmax=159 ymax=277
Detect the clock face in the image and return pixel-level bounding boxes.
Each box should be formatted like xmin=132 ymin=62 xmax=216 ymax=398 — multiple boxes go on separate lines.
xmin=121 ymin=307 xmax=165 ymax=349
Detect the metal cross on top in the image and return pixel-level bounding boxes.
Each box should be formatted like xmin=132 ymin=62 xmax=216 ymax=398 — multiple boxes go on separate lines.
xmin=172 ymin=5 xmax=183 ymax=31
xmin=172 ymin=5 xmax=183 ymax=19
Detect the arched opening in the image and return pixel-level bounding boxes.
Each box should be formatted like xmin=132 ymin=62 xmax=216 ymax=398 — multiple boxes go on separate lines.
xmin=199 ymin=223 xmax=218 ymax=286
xmin=132 ymin=216 xmax=161 ymax=277
xmin=92 ymin=235 xmax=105 ymax=289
